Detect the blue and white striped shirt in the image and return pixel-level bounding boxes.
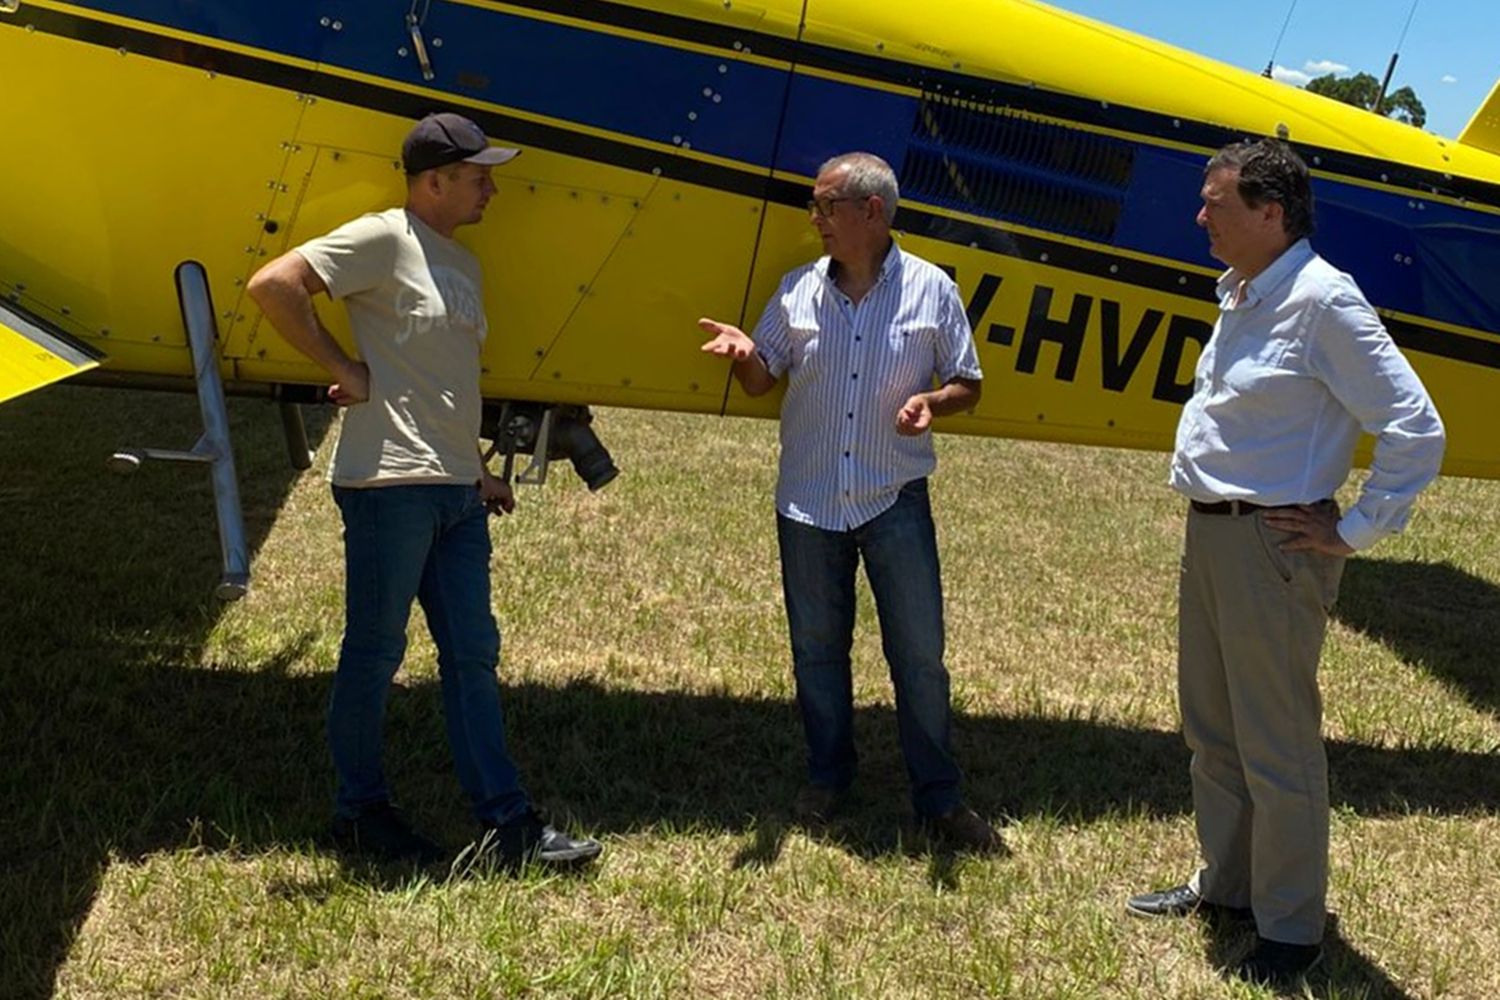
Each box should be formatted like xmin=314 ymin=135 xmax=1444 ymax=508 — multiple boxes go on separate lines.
xmin=753 ymin=241 xmax=984 ymax=531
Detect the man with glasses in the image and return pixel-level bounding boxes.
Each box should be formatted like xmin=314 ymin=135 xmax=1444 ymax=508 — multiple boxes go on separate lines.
xmin=696 ymin=152 xmax=998 ymax=852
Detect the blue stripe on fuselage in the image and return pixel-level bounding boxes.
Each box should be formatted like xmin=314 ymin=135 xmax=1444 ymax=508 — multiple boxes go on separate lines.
xmin=69 ymin=0 xmax=1500 ymax=335
xmin=82 ymin=0 xmax=330 ymax=61
xmin=337 ymin=2 xmax=792 ymax=168
xmin=1120 ymin=145 xmax=1500 ymax=334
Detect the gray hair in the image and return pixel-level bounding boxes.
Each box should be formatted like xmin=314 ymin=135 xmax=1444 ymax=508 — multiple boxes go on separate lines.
xmin=819 ymin=152 xmax=899 ymax=224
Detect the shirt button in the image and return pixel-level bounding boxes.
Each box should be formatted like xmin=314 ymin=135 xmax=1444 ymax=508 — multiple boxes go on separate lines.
xmin=855 ymin=336 xmax=862 ymax=342
xmin=844 ymin=451 xmax=850 ymax=457
xmin=846 ymin=412 xmax=853 ymax=419
xmin=851 ymin=373 xmax=858 ymax=379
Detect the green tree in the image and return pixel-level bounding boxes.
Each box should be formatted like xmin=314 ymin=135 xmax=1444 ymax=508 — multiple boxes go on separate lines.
xmin=1305 ymin=71 xmax=1426 ymax=128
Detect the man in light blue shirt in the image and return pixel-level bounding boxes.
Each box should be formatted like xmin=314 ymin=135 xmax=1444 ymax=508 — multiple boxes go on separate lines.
xmin=696 ymin=152 xmax=998 ymax=852
xmin=1127 ymin=139 xmax=1445 ymax=988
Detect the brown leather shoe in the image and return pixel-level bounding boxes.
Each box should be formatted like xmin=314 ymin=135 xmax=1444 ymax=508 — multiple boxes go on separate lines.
xmin=792 ymin=784 xmax=846 ymax=824
xmin=925 ymin=804 xmax=1004 ymax=854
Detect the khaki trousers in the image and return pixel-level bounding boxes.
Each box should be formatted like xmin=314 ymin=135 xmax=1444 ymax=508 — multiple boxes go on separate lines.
xmin=1178 ymin=505 xmax=1344 ymax=945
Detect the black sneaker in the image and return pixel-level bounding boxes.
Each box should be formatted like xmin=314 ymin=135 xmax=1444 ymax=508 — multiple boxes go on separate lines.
xmin=482 ymin=809 xmax=602 ymax=868
xmin=1235 ymin=937 xmax=1323 ymax=988
xmin=330 ymin=801 xmax=445 ymax=866
xmin=1126 ymin=884 xmax=1253 ymax=922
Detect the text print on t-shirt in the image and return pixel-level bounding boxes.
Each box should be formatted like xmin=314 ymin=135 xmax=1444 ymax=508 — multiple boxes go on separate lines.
xmin=394 ymin=265 xmax=487 ymax=346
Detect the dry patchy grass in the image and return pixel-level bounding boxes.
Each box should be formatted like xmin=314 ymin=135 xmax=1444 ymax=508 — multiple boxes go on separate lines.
xmin=2 ymin=386 xmax=1497 ymax=999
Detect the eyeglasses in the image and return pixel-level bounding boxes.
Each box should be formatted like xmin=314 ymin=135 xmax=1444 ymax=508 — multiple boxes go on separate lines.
xmin=807 ymin=194 xmax=870 ymax=218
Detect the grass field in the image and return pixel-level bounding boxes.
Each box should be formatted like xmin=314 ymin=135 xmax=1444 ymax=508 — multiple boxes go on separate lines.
xmin=1 ymin=385 xmax=1497 ymax=999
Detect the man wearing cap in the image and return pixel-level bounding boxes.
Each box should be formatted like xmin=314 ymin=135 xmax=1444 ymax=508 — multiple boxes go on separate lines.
xmin=1125 ymin=138 xmax=1444 ymax=988
xmin=249 ymin=112 xmax=601 ymax=868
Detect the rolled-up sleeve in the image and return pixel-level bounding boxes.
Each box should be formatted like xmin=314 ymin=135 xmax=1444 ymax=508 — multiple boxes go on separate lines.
xmin=751 ymin=277 xmax=794 ymax=379
xmin=1307 ymin=288 xmax=1445 ymax=550
xmin=934 ymin=278 xmax=984 ymax=383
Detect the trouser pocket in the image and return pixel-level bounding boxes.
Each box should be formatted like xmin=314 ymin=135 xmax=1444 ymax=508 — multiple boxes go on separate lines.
xmin=1252 ymin=513 xmax=1294 ymax=584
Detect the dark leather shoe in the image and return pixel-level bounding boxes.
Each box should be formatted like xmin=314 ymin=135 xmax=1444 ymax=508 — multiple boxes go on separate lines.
xmin=792 ymin=784 xmax=846 ymax=824
xmin=483 ymin=808 xmax=602 ymax=867
xmin=1235 ymin=937 xmax=1323 ymax=988
xmin=330 ymin=801 xmax=445 ymax=866
xmin=923 ymin=804 xmax=1004 ymax=855
xmin=1126 ymin=884 xmax=1252 ymax=921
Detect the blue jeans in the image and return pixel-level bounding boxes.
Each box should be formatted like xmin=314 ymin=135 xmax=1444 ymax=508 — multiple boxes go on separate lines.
xmin=776 ymin=478 xmax=961 ymax=818
xmin=330 ymin=483 xmax=529 ymax=825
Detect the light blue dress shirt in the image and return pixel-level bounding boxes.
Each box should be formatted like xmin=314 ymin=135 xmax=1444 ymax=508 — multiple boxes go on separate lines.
xmin=753 ymin=242 xmax=984 ymax=531
xmin=1170 ymin=239 xmax=1445 ymax=551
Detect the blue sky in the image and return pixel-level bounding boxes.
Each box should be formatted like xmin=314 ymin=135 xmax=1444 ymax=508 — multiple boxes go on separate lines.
xmin=1041 ymin=1 xmax=1498 ymax=139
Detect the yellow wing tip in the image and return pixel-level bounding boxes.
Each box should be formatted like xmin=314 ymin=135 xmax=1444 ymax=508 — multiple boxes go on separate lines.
xmin=1458 ymin=77 xmax=1500 ymax=155
xmin=0 ymin=300 xmax=105 ymax=405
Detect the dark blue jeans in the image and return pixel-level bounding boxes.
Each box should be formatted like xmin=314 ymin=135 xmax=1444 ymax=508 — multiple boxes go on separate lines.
xmin=330 ymin=483 xmax=529 ymax=825
xmin=776 ymin=478 xmax=961 ymax=818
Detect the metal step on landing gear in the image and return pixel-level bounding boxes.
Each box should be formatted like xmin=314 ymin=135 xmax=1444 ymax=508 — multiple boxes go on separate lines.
xmin=106 ymin=261 xmax=250 ymax=601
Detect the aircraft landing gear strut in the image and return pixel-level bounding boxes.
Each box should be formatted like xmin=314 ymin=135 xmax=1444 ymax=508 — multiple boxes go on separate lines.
xmin=106 ymin=261 xmax=250 ymax=601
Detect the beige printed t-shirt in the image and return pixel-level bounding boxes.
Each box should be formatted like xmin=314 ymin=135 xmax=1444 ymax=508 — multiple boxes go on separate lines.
xmin=295 ymin=208 xmax=487 ymax=487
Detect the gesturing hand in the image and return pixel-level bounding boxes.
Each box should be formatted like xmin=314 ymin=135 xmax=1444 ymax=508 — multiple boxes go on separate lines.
xmin=896 ymin=394 xmax=933 ymax=436
xmin=697 ymin=318 xmax=755 ymax=361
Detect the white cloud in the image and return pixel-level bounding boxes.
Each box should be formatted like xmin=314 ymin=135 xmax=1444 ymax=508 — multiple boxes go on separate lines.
xmin=1273 ymin=65 xmax=1313 ymax=86
xmin=1304 ymin=59 xmax=1350 ymax=76
xmin=1442 ymin=74 xmax=1458 ymax=84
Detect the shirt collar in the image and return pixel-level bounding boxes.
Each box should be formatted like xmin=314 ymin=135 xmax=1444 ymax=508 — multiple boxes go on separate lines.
xmin=817 ymin=237 xmax=904 ymax=286
xmin=1216 ymin=238 xmax=1313 ymax=309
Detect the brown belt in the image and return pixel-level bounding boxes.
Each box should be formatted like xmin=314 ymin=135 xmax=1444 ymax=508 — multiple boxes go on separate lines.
xmin=1190 ymin=499 xmax=1330 ymax=516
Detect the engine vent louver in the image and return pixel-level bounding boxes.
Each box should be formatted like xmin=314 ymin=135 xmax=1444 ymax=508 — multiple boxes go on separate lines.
xmin=900 ymin=95 xmax=1135 ymax=243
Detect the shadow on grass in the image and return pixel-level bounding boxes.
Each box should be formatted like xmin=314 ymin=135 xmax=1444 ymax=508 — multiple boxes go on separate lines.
xmin=6 ymin=672 xmax=1496 ymax=998
xmin=0 ymin=385 xmax=331 ymax=999
xmin=498 ymin=681 xmax=1499 ymax=834
xmin=3 ymin=389 xmax=1495 ymax=997
xmin=1334 ymin=556 xmax=1500 ymax=717
xmin=1200 ymin=913 xmax=1416 ymax=1000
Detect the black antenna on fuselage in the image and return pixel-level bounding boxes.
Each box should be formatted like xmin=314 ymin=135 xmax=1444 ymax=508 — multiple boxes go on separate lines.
xmin=1374 ymin=0 xmax=1422 ymax=116
xmin=1263 ymin=0 xmax=1299 ymax=78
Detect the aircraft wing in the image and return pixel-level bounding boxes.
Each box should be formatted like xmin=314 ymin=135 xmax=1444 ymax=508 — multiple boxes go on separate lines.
xmin=1460 ymin=77 xmax=1500 ymax=157
xmin=0 ymin=298 xmax=103 ymax=406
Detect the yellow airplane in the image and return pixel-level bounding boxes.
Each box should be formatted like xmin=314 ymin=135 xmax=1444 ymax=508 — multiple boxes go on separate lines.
xmin=4 ymin=0 xmax=1500 ymax=596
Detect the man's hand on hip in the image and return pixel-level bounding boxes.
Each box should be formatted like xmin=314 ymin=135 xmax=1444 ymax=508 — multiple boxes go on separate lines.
xmin=329 ymin=361 xmax=371 ymax=406
xmin=1262 ymin=504 xmax=1354 ymax=556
